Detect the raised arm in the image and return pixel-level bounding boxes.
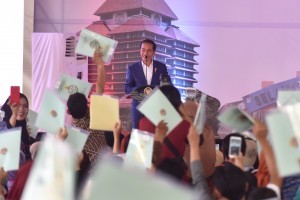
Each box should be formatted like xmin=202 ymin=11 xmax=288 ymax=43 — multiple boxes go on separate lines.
xmin=188 ymin=124 xmax=214 ymax=200
xmin=7 ymin=101 xmax=19 ymax=128
xmin=113 ymin=120 xmax=122 ymax=154
xmin=0 ymin=167 xmax=7 ymax=199
xmin=92 ymin=50 xmax=105 ymax=95
xmin=253 ymin=119 xmax=282 ymax=188
xmin=152 ymin=120 xmax=168 ymax=166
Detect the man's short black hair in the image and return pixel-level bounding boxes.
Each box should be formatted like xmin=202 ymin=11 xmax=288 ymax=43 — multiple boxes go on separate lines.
xmin=159 ymin=85 xmax=182 ymax=111
xmin=247 ymin=187 xmax=277 ymax=200
xmin=222 ymin=133 xmax=247 ymax=160
xmin=213 ymin=162 xmax=247 ymax=200
xmin=157 ymin=158 xmax=185 ymax=181
xmin=140 ymin=39 xmax=156 ymax=51
xmin=67 ymin=92 xmax=88 ymax=119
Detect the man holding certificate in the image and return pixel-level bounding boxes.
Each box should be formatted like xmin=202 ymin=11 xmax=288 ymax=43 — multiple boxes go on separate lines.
xmin=125 ymin=39 xmax=168 ymax=128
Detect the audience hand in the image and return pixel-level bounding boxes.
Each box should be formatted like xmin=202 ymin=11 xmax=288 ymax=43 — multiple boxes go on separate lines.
xmin=290 ymin=136 xmax=299 ymax=148
xmin=112 ymin=119 xmax=122 ymax=154
xmin=8 ymin=100 xmax=19 ymax=117
xmin=0 ymin=167 xmax=6 ymax=182
xmin=92 ymin=50 xmax=104 ymax=66
xmin=155 ymin=120 xmax=168 ymax=143
xmin=178 ymin=104 xmax=193 ymax=123
xmin=253 ymin=119 xmax=268 ymax=141
xmin=113 ymin=119 xmax=122 ymax=137
xmin=187 ymin=124 xmax=199 ymax=148
xmin=57 ymin=127 xmax=68 ymax=140
xmin=0 ymin=148 xmax=7 ymax=155
xmin=229 ymin=153 xmax=244 ymax=170
xmin=27 ymin=125 xmax=32 ymax=136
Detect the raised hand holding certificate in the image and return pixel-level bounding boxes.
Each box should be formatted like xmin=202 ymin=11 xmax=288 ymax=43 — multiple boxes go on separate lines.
xmin=194 ymin=93 xmax=207 ymax=134
xmin=35 ymin=88 xmax=66 ymax=134
xmin=266 ymin=109 xmax=300 ymax=177
xmin=90 ymin=95 xmax=119 ymax=131
xmin=65 ymin=126 xmax=89 ymax=154
xmin=27 ymin=109 xmax=39 ymax=139
xmin=21 ymin=137 xmax=75 ymax=200
xmin=0 ymin=127 xmax=21 ymax=171
xmin=75 ymin=28 xmax=118 ymax=64
xmin=85 ymin=159 xmax=195 ymax=200
xmin=124 ymin=129 xmax=154 ymax=169
xmin=217 ymin=106 xmax=254 ymax=132
xmin=277 ymin=90 xmax=300 ymax=107
xmin=55 ymin=73 xmax=92 ymax=101
xmin=137 ymin=88 xmax=182 ymax=134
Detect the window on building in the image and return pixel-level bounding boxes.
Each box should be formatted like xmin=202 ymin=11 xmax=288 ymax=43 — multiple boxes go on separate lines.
xmin=115 ymin=33 xmax=128 ymax=39
xmin=113 ymin=74 xmax=126 ymax=80
xmin=114 ymin=53 xmax=127 ymax=59
xmin=114 ymin=84 xmax=124 ymax=89
xmin=145 ymin=32 xmax=155 ymax=39
xmin=154 ymin=55 xmax=165 ymax=62
xmin=185 ymin=43 xmax=194 ymax=50
xmin=156 ymin=46 xmax=166 ymax=53
xmin=128 ymin=9 xmax=140 ymax=17
xmin=176 ymin=79 xmax=183 ymax=84
xmin=128 ymin=42 xmax=140 ymax=48
xmin=117 ymin=43 xmax=128 ymax=49
xmin=128 ymin=52 xmax=139 ymax=58
xmin=101 ymin=13 xmax=113 ymax=20
xmin=162 ymin=17 xmax=171 ymax=26
xmin=175 ymin=41 xmax=184 ymax=48
xmin=113 ymin=64 xmax=126 ymax=70
xmin=185 ymin=63 xmax=193 ymax=68
xmin=185 ymin=53 xmax=194 ymax=59
xmin=65 ymin=36 xmax=75 ymax=57
xmin=129 ymin=32 xmax=142 ymax=38
xmin=174 ymin=60 xmax=184 ymax=66
xmin=88 ymin=74 xmax=97 ymax=82
xmin=115 ymin=13 xmax=124 ymax=25
xmin=153 ymin=15 xmax=161 ymax=26
xmin=174 ymin=50 xmax=184 ymax=57
xmin=88 ymin=65 xmax=98 ymax=73
xmin=142 ymin=9 xmax=151 ymax=17
xmin=155 ymin=35 xmax=165 ymax=43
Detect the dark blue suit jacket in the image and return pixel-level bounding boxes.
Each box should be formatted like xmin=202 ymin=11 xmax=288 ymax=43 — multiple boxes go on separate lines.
xmin=125 ymin=60 xmax=168 ymax=128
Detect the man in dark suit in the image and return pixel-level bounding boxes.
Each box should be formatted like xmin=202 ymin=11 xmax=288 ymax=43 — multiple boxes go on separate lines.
xmin=125 ymin=39 xmax=168 ymax=128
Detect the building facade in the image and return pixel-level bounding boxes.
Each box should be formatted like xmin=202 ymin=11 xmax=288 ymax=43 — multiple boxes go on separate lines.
xmin=85 ymin=0 xmax=200 ymax=98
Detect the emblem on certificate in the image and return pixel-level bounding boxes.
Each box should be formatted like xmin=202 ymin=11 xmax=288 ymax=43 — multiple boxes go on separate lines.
xmin=65 ymin=84 xmax=78 ymax=95
xmin=89 ymin=39 xmax=101 ymax=50
xmin=144 ymin=87 xmax=152 ymax=95
xmin=160 ymin=109 xmax=166 ymax=116
xmin=50 ymin=110 xmax=58 ymax=118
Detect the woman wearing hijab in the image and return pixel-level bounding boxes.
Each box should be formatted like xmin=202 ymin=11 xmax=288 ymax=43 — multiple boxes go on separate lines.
xmin=1 ymin=93 xmax=35 ymax=160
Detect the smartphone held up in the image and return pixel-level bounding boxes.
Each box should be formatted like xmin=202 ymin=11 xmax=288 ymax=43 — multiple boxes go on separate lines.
xmin=228 ymin=136 xmax=242 ymax=158
xmin=10 ymin=86 xmax=20 ymax=105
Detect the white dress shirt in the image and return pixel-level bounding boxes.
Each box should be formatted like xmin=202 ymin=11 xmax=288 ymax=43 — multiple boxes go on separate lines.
xmin=141 ymin=60 xmax=153 ymax=85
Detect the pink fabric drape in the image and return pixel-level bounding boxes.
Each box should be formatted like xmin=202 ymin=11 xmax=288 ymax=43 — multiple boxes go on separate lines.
xmin=31 ymin=33 xmax=66 ymax=111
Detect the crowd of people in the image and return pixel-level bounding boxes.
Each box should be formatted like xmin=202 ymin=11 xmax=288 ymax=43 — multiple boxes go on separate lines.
xmin=0 ymin=39 xmax=298 ymax=199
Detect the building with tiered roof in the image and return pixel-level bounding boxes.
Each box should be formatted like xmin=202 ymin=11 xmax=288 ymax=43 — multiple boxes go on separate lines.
xmin=84 ymin=0 xmax=199 ymax=97
xmin=66 ymin=0 xmax=200 ymax=130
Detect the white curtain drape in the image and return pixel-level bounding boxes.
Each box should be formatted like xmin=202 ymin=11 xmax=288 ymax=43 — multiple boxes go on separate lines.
xmin=32 ymin=33 xmax=66 ymax=111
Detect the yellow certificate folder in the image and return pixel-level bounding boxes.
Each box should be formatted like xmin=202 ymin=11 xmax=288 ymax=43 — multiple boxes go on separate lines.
xmin=90 ymin=95 xmax=119 ymax=131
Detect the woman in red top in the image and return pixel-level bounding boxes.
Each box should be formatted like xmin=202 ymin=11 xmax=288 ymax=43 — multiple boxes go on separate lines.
xmin=139 ymin=85 xmax=191 ymax=161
